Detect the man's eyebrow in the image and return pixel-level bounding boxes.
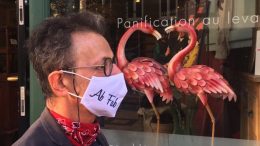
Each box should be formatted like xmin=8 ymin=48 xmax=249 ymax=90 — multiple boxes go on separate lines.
xmin=92 ymin=56 xmax=112 ymax=65
xmin=103 ymin=56 xmax=114 ymax=61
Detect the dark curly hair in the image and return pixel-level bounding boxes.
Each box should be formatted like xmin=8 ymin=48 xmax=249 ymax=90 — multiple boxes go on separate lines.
xmin=28 ymin=11 xmax=107 ymax=98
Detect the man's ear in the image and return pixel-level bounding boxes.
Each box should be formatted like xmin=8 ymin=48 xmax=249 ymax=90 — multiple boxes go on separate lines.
xmin=48 ymin=71 xmax=68 ymax=97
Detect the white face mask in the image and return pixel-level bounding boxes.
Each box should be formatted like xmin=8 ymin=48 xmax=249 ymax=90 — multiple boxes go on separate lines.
xmin=61 ymin=70 xmax=128 ymax=117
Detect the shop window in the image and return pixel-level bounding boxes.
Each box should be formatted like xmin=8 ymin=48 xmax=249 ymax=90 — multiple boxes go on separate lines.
xmin=45 ymin=0 xmax=260 ymax=144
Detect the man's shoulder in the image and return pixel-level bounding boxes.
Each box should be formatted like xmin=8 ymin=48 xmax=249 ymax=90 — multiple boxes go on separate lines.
xmin=12 ymin=118 xmax=50 ymax=146
xmin=13 ymin=108 xmax=72 ymax=146
xmin=95 ymin=131 xmax=109 ymax=146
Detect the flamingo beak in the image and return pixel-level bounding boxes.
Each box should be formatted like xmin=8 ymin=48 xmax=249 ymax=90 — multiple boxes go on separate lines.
xmin=152 ymin=30 xmax=162 ymax=40
xmin=165 ymin=25 xmax=175 ymax=34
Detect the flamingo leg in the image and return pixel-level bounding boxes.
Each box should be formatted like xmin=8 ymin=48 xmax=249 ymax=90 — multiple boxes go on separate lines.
xmin=151 ymin=102 xmax=160 ymax=146
xmin=144 ymin=89 xmax=161 ymax=133
xmin=205 ymin=104 xmax=215 ymax=146
xmin=150 ymin=102 xmax=160 ymax=133
xmin=144 ymin=89 xmax=160 ymax=146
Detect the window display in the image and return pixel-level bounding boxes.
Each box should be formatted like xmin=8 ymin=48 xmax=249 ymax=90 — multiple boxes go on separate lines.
xmin=45 ymin=0 xmax=260 ymax=145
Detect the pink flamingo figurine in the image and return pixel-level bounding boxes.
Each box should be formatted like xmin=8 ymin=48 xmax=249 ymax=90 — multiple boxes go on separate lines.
xmin=165 ymin=22 xmax=236 ymax=144
xmin=117 ymin=22 xmax=173 ymax=133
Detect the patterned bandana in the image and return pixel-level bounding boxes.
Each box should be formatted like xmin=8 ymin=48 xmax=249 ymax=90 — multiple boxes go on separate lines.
xmin=50 ymin=110 xmax=100 ymax=146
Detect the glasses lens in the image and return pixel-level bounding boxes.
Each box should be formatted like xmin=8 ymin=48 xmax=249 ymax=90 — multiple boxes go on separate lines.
xmin=104 ymin=58 xmax=113 ymax=76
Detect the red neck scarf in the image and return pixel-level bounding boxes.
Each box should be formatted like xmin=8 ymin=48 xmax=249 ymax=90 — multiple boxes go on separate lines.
xmin=49 ymin=110 xmax=100 ymax=146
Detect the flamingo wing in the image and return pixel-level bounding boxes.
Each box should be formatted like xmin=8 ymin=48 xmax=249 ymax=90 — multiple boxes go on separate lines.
xmin=123 ymin=57 xmax=173 ymax=103
xmin=174 ymin=65 xmax=237 ymax=105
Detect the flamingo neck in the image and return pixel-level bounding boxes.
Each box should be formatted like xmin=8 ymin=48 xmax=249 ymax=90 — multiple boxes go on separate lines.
xmin=117 ymin=27 xmax=139 ymax=69
xmin=168 ymin=27 xmax=197 ymax=81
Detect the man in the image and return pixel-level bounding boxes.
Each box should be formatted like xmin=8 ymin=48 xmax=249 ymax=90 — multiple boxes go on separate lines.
xmin=13 ymin=11 xmax=128 ymax=146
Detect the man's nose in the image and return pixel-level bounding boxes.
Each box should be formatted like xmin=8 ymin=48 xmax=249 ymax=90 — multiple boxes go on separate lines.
xmin=111 ymin=64 xmax=122 ymax=75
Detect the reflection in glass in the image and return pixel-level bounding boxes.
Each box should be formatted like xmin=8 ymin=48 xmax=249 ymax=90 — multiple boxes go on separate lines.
xmin=50 ymin=0 xmax=79 ymax=17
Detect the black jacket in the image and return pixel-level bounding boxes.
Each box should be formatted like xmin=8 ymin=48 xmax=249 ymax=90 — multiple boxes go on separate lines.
xmin=12 ymin=108 xmax=109 ymax=146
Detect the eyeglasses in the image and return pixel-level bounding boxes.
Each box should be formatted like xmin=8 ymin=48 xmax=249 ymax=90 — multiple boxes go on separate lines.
xmin=68 ymin=57 xmax=114 ymax=76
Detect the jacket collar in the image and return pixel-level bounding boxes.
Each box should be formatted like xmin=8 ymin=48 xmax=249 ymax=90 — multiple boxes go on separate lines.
xmin=40 ymin=108 xmax=72 ymax=146
xmin=39 ymin=108 xmax=108 ymax=146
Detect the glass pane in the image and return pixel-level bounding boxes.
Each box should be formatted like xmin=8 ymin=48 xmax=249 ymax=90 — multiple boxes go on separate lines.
xmin=50 ymin=0 xmax=79 ymax=16
xmin=103 ymin=129 xmax=260 ymax=146
xmin=46 ymin=0 xmax=260 ymax=145
xmin=9 ymin=53 xmax=17 ymax=73
xmin=0 ymin=54 xmax=7 ymax=73
xmin=161 ymin=0 xmax=167 ymax=16
xmin=0 ymin=28 xmax=6 ymax=49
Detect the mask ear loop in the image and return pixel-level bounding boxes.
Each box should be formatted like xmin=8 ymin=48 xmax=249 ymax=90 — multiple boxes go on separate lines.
xmin=72 ymin=72 xmax=81 ymax=130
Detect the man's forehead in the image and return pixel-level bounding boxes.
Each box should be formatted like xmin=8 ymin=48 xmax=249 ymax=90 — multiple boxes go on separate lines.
xmin=71 ymin=32 xmax=113 ymax=65
xmin=71 ymin=31 xmax=103 ymax=44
